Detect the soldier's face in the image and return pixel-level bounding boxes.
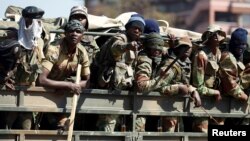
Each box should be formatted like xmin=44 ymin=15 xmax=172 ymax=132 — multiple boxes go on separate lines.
xmin=149 ymin=48 xmax=162 ymax=57
xmin=70 ymin=14 xmax=87 ymax=28
xmin=127 ymin=26 xmax=142 ymax=41
xmin=65 ymin=29 xmax=83 ymax=45
xmin=209 ymin=33 xmax=220 ymax=46
xmin=24 ymin=18 xmax=33 ymax=28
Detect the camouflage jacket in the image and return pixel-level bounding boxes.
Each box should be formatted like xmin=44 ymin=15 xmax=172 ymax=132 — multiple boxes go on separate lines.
xmin=81 ymin=35 xmax=99 ymax=65
xmin=192 ymin=46 xmax=221 ymax=96
xmin=219 ymin=51 xmax=245 ymax=98
xmin=159 ymin=51 xmax=192 ymax=95
xmin=135 ymin=51 xmax=165 ymax=93
xmin=97 ymin=33 xmax=138 ymax=90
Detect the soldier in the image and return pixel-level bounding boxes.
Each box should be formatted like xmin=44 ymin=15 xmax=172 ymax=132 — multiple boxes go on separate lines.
xmin=95 ymin=15 xmax=145 ymax=132
xmin=68 ymin=6 xmax=100 ymax=89
xmin=219 ymin=28 xmax=248 ymax=102
xmin=219 ymin=28 xmax=249 ymax=125
xmin=134 ymin=33 xmax=165 ymax=132
xmin=191 ymin=25 xmax=226 ymax=133
xmin=4 ymin=6 xmax=46 ymax=130
xmin=159 ymin=36 xmax=201 ymax=132
xmin=38 ymin=20 xmax=90 ymax=129
xmin=68 ymin=5 xmax=99 ymax=66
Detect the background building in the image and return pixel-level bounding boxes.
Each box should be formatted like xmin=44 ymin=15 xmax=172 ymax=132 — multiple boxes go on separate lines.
xmin=85 ymin=0 xmax=250 ymax=34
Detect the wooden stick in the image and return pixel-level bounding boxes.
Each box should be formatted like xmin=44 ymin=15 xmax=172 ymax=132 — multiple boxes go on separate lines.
xmin=67 ymin=64 xmax=82 ymax=141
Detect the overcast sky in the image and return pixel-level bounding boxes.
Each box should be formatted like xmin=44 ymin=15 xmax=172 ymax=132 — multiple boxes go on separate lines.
xmin=0 ymin=0 xmax=83 ymax=19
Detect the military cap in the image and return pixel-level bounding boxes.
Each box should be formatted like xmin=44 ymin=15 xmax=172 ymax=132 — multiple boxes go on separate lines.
xmin=201 ymin=24 xmax=226 ymax=42
xmin=69 ymin=6 xmax=89 ymax=29
xmin=22 ymin=6 xmax=44 ymax=19
xmin=144 ymin=32 xmax=164 ymax=51
xmin=175 ymin=36 xmax=192 ymax=48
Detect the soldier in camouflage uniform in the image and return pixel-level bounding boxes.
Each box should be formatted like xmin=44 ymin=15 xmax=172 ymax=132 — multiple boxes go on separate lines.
xmin=191 ymin=25 xmax=226 ymax=133
xmin=4 ymin=6 xmax=46 ymax=130
xmin=219 ymin=28 xmax=249 ymax=125
xmin=159 ymin=36 xmax=201 ymax=132
xmin=39 ymin=20 xmax=90 ymax=129
xmin=134 ymin=33 xmax=165 ymax=132
xmin=219 ymin=28 xmax=249 ymax=102
xmin=95 ymin=15 xmax=145 ymax=132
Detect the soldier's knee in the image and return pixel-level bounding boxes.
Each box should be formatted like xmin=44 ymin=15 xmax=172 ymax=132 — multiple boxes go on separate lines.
xmin=96 ymin=114 xmax=118 ymax=132
xmin=162 ymin=116 xmax=178 ymax=132
xmin=20 ymin=112 xmax=33 ymax=130
xmin=135 ymin=116 xmax=146 ymax=132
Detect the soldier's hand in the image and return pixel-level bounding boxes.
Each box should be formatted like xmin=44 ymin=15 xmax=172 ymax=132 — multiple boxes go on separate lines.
xmin=239 ymin=92 xmax=248 ymax=102
xmin=178 ymin=84 xmax=189 ymax=95
xmin=69 ymin=83 xmax=82 ymax=95
xmin=214 ymin=90 xmax=222 ymax=101
xmin=191 ymin=90 xmax=202 ymax=107
xmin=126 ymin=41 xmax=139 ymax=51
xmin=167 ymin=33 xmax=176 ymax=48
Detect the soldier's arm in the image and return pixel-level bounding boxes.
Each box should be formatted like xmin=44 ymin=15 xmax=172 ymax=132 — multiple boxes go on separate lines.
xmin=39 ymin=45 xmax=82 ymax=93
xmin=192 ymin=51 xmax=218 ymax=96
xmin=219 ymin=52 xmax=248 ymax=101
xmin=110 ymin=35 xmax=128 ymax=58
xmin=135 ymin=55 xmax=159 ymax=93
xmin=159 ymin=66 xmax=187 ymax=95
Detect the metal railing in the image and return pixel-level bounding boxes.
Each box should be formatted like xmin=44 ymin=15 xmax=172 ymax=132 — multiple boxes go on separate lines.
xmin=0 ymin=87 xmax=249 ymax=141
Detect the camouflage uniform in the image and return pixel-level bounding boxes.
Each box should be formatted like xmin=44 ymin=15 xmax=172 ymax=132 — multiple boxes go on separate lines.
xmin=191 ymin=25 xmax=226 ymax=133
xmin=96 ymin=15 xmax=145 ymax=132
xmin=158 ymin=37 xmax=199 ymax=132
xmin=219 ymin=52 xmax=246 ymax=98
xmin=220 ymin=28 xmax=249 ymax=125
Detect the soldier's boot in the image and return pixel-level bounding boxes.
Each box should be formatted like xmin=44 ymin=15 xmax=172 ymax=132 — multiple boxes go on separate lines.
xmin=5 ymin=112 xmax=18 ymax=129
xmin=135 ymin=116 xmax=146 ymax=132
xmin=20 ymin=112 xmax=33 ymax=130
xmin=162 ymin=116 xmax=177 ymax=132
xmin=192 ymin=118 xmax=208 ymax=133
xmin=96 ymin=114 xmax=118 ymax=132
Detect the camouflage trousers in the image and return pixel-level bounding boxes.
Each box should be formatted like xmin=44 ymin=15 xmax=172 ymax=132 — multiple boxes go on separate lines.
xmin=4 ymin=112 xmax=33 ymax=130
xmin=96 ymin=114 xmax=119 ymax=132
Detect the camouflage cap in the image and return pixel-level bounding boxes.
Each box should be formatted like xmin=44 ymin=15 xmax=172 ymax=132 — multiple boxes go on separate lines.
xmin=64 ymin=19 xmax=85 ymax=33
xmin=201 ymin=24 xmax=226 ymax=42
xmin=175 ymin=36 xmax=192 ymax=48
xmin=22 ymin=6 xmax=44 ymax=19
xmin=144 ymin=33 xmax=164 ymax=51
xmin=69 ymin=6 xmax=89 ymax=29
